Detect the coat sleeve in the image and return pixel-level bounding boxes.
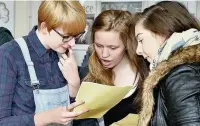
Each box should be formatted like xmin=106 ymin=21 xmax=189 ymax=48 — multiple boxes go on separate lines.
xmin=164 ymin=64 xmax=200 ymax=126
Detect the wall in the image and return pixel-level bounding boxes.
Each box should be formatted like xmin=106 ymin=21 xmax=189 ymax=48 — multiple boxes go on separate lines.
xmin=12 ymin=1 xmax=200 ymax=66
xmin=14 ymin=1 xmax=29 ymax=38
xmin=14 ymin=1 xmax=200 ymax=38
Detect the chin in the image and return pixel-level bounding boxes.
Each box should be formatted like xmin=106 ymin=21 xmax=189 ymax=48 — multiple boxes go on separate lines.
xmin=105 ymin=64 xmax=116 ymax=69
xmin=102 ymin=65 xmax=112 ymax=69
xmin=147 ymin=58 xmax=153 ymax=63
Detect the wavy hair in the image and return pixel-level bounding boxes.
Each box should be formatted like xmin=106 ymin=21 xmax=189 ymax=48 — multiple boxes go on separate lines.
xmin=84 ymin=10 xmax=149 ymax=111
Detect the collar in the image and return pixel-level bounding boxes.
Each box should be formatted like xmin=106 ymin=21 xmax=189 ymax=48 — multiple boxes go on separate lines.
xmin=27 ymin=26 xmax=48 ymax=57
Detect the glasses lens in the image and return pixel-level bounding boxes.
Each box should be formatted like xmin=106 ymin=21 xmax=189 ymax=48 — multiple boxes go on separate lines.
xmin=75 ymin=32 xmax=85 ymax=40
xmin=63 ymin=36 xmax=73 ymax=43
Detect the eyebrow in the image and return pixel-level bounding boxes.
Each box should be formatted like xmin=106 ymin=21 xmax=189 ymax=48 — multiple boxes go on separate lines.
xmin=95 ymin=42 xmax=118 ymax=47
xmin=136 ymin=33 xmax=143 ymax=39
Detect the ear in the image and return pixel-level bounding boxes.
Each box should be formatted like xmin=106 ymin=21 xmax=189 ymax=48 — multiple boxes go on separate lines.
xmin=39 ymin=22 xmax=49 ymax=35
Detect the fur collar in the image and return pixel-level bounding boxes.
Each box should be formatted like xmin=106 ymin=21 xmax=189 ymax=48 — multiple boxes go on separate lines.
xmin=138 ymin=43 xmax=200 ymax=126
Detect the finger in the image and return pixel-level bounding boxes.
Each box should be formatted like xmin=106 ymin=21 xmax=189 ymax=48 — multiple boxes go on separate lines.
xmin=58 ymin=62 xmax=63 ymax=68
xmin=61 ymin=53 xmax=68 ymax=60
xmin=68 ymin=48 xmax=73 ymax=56
xmin=60 ymin=118 xmax=73 ymax=125
xmin=77 ymin=108 xmax=89 ymax=114
xmin=64 ymin=120 xmax=73 ymax=125
xmin=67 ymin=101 xmax=85 ymax=111
xmin=59 ymin=58 xmax=65 ymax=65
xmin=63 ymin=109 xmax=89 ymax=118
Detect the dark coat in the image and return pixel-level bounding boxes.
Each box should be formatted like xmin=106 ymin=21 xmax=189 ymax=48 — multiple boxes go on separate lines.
xmin=139 ymin=44 xmax=200 ymax=126
xmin=0 ymin=27 xmax=14 ymax=46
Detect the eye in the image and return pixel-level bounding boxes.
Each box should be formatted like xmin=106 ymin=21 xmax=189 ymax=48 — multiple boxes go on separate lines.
xmin=110 ymin=46 xmax=117 ymax=50
xmin=95 ymin=43 xmax=103 ymax=48
xmin=138 ymin=39 xmax=143 ymax=43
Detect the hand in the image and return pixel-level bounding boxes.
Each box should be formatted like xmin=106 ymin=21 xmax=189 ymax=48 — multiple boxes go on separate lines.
xmin=58 ymin=48 xmax=80 ymax=89
xmin=34 ymin=101 xmax=88 ymax=125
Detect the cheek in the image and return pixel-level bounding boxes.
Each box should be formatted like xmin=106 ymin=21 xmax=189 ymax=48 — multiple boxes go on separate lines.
xmin=112 ymin=49 xmax=125 ymax=60
xmin=143 ymin=41 xmax=159 ymax=58
xmin=94 ymin=47 xmax=102 ymax=57
xmin=142 ymin=44 xmax=151 ymax=54
xmin=53 ymin=39 xmax=63 ymax=47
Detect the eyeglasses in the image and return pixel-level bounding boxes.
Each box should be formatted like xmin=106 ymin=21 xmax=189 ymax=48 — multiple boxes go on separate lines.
xmin=53 ymin=29 xmax=85 ymax=43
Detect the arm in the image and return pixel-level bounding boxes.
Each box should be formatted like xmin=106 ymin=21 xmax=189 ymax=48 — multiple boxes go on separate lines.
xmin=34 ymin=101 xmax=88 ymax=125
xmin=68 ymin=66 xmax=88 ymax=103
xmin=58 ymin=49 xmax=89 ymax=98
xmin=0 ymin=51 xmax=35 ymax=126
xmin=0 ymin=51 xmax=88 ymax=126
xmin=164 ymin=65 xmax=200 ymax=126
xmin=58 ymin=49 xmax=81 ymax=97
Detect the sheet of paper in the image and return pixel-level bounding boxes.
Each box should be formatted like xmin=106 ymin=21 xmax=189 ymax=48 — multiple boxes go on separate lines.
xmin=111 ymin=114 xmax=138 ymax=126
xmin=73 ymin=82 xmax=132 ymax=119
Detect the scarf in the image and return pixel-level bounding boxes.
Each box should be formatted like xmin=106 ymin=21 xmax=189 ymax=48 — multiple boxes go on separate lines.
xmin=150 ymin=28 xmax=200 ymax=70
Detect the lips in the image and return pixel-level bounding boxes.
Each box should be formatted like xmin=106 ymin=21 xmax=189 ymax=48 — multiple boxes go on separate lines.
xmin=101 ymin=59 xmax=111 ymax=66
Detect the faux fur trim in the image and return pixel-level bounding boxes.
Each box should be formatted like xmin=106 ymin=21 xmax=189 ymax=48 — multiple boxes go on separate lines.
xmin=138 ymin=43 xmax=200 ymax=126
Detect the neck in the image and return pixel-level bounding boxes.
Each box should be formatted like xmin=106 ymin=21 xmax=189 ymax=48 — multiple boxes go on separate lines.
xmin=36 ymin=29 xmax=50 ymax=49
xmin=113 ymin=54 xmax=129 ymax=73
xmin=112 ymin=54 xmax=138 ymax=87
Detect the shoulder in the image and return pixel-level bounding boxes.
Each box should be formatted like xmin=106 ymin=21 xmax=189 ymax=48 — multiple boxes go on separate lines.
xmin=0 ymin=27 xmax=13 ymax=37
xmin=162 ymin=62 xmax=200 ymax=91
xmin=165 ymin=63 xmax=200 ymax=79
xmin=0 ymin=39 xmax=23 ymax=61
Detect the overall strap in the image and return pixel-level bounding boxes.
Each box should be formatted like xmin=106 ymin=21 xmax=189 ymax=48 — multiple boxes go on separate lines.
xmin=15 ymin=37 xmax=39 ymax=88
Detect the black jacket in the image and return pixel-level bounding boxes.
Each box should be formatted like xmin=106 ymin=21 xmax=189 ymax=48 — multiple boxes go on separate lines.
xmin=0 ymin=27 xmax=14 ymax=46
xmin=150 ymin=63 xmax=200 ymax=126
xmin=139 ymin=44 xmax=200 ymax=126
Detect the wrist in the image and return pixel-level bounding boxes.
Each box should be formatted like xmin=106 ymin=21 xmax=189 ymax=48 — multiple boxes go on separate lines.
xmin=68 ymin=78 xmax=80 ymax=89
xmin=68 ymin=81 xmax=80 ymax=97
xmin=34 ymin=111 xmax=52 ymax=126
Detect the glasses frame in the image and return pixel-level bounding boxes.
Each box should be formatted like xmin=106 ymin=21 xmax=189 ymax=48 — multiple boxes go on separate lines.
xmin=53 ymin=29 xmax=85 ymax=43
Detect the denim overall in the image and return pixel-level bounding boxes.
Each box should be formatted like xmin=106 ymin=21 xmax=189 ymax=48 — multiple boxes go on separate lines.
xmin=16 ymin=38 xmax=72 ymax=126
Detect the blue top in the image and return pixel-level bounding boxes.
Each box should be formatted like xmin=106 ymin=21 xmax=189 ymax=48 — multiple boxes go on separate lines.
xmin=0 ymin=26 xmax=68 ymax=126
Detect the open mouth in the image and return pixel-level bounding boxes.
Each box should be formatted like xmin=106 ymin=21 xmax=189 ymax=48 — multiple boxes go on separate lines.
xmin=101 ymin=59 xmax=111 ymax=66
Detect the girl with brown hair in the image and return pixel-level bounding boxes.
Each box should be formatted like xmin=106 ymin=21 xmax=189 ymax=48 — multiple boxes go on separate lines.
xmin=80 ymin=9 xmax=149 ymax=126
xmin=134 ymin=1 xmax=200 ymax=126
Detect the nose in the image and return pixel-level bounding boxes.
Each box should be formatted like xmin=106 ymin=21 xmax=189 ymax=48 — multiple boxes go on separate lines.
xmin=67 ymin=38 xmax=75 ymax=47
xmin=63 ymin=38 xmax=75 ymax=49
xmin=136 ymin=43 xmax=143 ymax=56
xmin=102 ymin=48 xmax=110 ymax=58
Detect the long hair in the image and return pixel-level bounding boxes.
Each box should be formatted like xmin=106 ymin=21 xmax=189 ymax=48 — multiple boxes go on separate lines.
xmin=132 ymin=1 xmax=200 ymax=125
xmin=135 ymin=1 xmax=200 ymax=39
xmin=84 ymin=10 xmax=149 ymax=111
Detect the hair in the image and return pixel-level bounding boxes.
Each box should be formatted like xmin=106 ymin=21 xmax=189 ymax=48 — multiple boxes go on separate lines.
xmin=131 ymin=0 xmax=200 ymax=120
xmin=0 ymin=27 xmax=14 ymax=46
xmin=38 ymin=0 xmax=86 ymax=36
xmin=84 ymin=10 xmax=149 ymax=112
xmin=134 ymin=1 xmax=200 ymax=39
